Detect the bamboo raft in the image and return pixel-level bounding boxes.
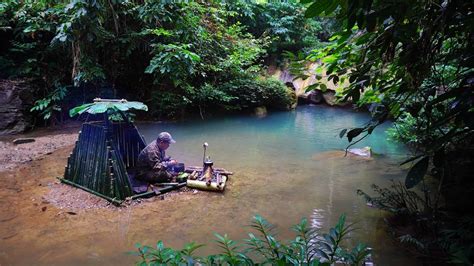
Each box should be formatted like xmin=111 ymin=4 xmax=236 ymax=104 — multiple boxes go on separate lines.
xmin=184 ymin=165 xmax=232 ymax=192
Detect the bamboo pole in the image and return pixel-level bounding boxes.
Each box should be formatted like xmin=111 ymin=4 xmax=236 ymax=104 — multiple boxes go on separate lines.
xmin=130 ymin=182 xmax=187 ymax=200
xmin=92 ymin=127 xmax=105 ymax=193
xmin=81 ymin=124 xmax=93 ymax=186
xmin=186 ymin=175 xmax=227 ymax=192
xmin=70 ymin=140 xmax=79 ymax=182
xmin=75 ymin=130 xmax=85 ymax=185
xmin=185 ymin=166 xmax=233 ymax=176
xmin=155 ymin=183 xmax=180 ymax=186
xmin=59 ymin=178 xmax=122 ymax=206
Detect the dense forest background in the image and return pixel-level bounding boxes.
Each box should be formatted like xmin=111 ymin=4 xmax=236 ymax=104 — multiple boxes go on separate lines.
xmin=1 ymin=0 xmax=473 ymax=264
xmin=0 ymin=0 xmax=332 ymax=122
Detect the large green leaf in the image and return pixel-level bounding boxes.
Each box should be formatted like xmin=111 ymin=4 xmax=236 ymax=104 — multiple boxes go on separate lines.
xmin=305 ymin=0 xmax=332 ymax=18
xmin=123 ymin=101 xmax=148 ymax=111
xmin=69 ymin=100 xmax=148 ymax=117
xmin=88 ymin=102 xmax=109 ymax=114
xmin=69 ymin=103 xmax=94 ymax=117
xmin=405 ymin=156 xmax=429 ymax=189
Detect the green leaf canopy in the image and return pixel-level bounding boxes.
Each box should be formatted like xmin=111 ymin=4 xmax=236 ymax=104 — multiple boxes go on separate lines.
xmin=69 ymin=100 xmax=148 ymax=117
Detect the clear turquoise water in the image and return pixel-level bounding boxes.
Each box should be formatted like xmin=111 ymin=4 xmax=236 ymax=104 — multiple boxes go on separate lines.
xmin=136 ymin=105 xmax=416 ymax=265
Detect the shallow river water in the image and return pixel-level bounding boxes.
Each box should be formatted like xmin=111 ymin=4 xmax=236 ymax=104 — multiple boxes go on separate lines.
xmin=0 ymin=105 xmax=417 ymax=265
xmin=137 ymin=105 xmax=415 ymax=264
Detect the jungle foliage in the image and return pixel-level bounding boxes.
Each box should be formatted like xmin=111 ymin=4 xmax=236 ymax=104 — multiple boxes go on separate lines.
xmin=301 ymin=0 xmax=473 ymax=263
xmin=0 ymin=0 xmax=325 ymax=121
xmin=132 ymin=214 xmax=371 ymax=266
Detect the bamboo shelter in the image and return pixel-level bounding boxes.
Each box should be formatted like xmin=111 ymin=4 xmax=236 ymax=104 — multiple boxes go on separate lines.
xmin=60 ymin=99 xmax=176 ymax=205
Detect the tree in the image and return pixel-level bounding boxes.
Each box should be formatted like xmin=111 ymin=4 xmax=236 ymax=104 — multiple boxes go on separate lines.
xmin=304 ymin=0 xmax=473 ymax=190
xmin=302 ymin=0 xmax=473 ymax=262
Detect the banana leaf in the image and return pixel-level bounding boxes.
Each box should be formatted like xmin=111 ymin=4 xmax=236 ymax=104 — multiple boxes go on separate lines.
xmin=69 ymin=101 xmax=148 ymax=117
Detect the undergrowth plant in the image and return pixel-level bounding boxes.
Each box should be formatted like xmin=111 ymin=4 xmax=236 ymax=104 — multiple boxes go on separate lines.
xmin=132 ymin=214 xmax=371 ymax=265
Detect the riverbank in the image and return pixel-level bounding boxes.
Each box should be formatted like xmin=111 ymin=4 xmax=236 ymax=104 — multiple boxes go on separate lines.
xmin=0 ymin=123 xmax=203 ymax=265
xmin=0 ymin=142 xmax=202 ymax=265
xmin=0 ymin=133 xmax=77 ymax=172
xmin=0 ymin=121 xmax=196 ymax=210
xmin=0 ymin=123 xmax=114 ymax=210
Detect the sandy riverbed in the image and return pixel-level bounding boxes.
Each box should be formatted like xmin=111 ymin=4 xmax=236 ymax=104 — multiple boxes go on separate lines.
xmin=0 ymin=126 xmax=205 ymax=265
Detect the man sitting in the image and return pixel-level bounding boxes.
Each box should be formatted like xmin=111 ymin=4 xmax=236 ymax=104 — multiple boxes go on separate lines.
xmin=136 ymin=132 xmax=178 ymax=184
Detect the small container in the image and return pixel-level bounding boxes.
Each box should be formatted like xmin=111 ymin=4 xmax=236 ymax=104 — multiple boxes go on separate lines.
xmin=176 ymin=172 xmax=189 ymax=182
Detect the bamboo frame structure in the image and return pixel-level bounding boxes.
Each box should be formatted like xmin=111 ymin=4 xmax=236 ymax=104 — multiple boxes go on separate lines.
xmin=61 ymin=111 xmax=184 ymax=205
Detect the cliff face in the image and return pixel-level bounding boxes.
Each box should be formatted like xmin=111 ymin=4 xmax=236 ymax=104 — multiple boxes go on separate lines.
xmin=269 ymin=63 xmax=319 ymax=97
xmin=269 ymin=63 xmax=349 ymax=106
xmin=0 ymin=79 xmax=36 ymax=135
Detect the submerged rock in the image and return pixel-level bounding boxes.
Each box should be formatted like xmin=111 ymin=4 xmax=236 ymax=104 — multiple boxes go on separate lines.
xmin=254 ymin=106 xmax=267 ymax=118
xmin=347 ymin=146 xmax=372 ymax=158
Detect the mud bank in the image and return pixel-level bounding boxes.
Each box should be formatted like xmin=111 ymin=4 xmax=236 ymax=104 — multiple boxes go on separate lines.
xmin=0 ymin=127 xmax=203 ymax=265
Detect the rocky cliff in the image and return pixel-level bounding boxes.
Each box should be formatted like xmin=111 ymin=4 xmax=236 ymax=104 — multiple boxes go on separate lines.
xmin=0 ymin=79 xmax=36 ymax=135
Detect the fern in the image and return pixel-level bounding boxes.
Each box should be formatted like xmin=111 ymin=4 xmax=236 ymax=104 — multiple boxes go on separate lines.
xmin=399 ymin=234 xmax=426 ymax=252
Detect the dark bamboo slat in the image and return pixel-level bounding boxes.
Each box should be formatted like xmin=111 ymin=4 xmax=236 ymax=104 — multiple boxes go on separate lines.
xmin=63 ymin=121 xmax=147 ymax=203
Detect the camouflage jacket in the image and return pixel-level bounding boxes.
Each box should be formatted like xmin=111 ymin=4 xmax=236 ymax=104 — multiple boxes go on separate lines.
xmin=137 ymin=140 xmax=172 ymax=171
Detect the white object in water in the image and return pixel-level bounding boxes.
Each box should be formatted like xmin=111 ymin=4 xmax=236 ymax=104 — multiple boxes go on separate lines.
xmin=347 ymin=146 xmax=372 ymax=157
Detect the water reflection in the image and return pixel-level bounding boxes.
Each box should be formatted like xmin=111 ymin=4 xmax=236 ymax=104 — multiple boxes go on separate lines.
xmin=310 ymin=208 xmax=325 ymax=230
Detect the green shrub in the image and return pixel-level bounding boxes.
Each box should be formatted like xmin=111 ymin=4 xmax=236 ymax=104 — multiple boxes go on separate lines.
xmin=132 ymin=214 xmax=371 ymax=265
xmin=260 ymin=77 xmax=296 ymax=110
xmin=217 ymin=74 xmax=294 ymax=111
xmin=386 ymin=113 xmax=419 ymax=146
xmin=148 ymin=90 xmax=190 ymax=119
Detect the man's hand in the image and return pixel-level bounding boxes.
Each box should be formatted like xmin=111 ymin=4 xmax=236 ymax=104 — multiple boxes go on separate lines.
xmin=169 ymin=159 xmax=177 ymax=165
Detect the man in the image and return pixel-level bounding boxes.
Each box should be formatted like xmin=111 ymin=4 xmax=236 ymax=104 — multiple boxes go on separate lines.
xmin=136 ymin=132 xmax=178 ymax=183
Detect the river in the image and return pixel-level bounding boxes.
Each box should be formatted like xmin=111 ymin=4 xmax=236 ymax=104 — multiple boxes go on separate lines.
xmin=136 ymin=105 xmax=414 ymax=264
xmin=0 ymin=105 xmax=417 ymax=265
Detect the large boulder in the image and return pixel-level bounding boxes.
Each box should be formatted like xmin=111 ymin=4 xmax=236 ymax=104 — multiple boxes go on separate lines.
xmin=322 ymin=90 xmax=337 ymax=106
xmin=0 ymin=79 xmax=36 ymax=135
xmin=270 ymin=63 xmax=352 ymax=106
xmin=305 ymin=90 xmax=324 ymax=104
xmin=321 ymin=90 xmax=350 ymax=107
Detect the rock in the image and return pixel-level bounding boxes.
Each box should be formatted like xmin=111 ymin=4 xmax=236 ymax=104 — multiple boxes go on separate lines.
xmin=0 ymin=79 xmax=36 ymax=135
xmin=12 ymin=138 xmax=35 ymax=145
xmin=322 ymin=90 xmax=351 ymax=107
xmin=322 ymin=90 xmax=337 ymax=106
xmin=305 ymin=90 xmax=323 ymax=104
xmin=253 ymin=106 xmax=267 ymax=118
xmin=368 ymin=103 xmax=383 ymax=113
xmin=286 ymin=88 xmax=298 ymax=110
xmin=347 ymin=146 xmax=372 ymax=158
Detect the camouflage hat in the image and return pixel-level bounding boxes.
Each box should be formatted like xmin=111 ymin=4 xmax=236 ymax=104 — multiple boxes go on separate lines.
xmin=157 ymin=132 xmax=176 ymax=143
